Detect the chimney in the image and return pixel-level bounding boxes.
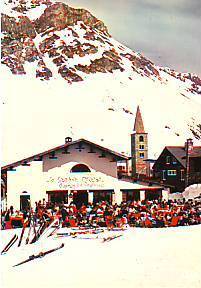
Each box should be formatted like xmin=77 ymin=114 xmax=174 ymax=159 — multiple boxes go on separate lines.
xmin=65 ymin=136 xmax=72 ymax=143
xmin=185 ymin=138 xmax=193 ymax=188
xmin=184 ymin=138 xmax=193 ymax=153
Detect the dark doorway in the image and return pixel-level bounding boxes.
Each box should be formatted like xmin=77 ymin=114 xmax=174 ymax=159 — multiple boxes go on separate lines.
xmin=145 ymin=190 xmax=162 ymax=200
xmin=20 ymin=194 xmax=30 ymax=211
xmin=47 ymin=191 xmax=68 ymax=205
xmin=93 ymin=190 xmax=113 ymax=204
xmin=122 ymin=190 xmax=140 ymax=202
xmin=73 ymin=191 xmax=88 ymax=208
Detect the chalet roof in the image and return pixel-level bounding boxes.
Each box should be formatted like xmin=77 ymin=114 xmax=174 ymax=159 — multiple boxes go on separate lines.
xmin=1 ymin=138 xmax=130 ymax=171
xmin=134 ymin=106 xmax=145 ymax=133
xmin=166 ymin=146 xmax=186 ymax=167
xmin=166 ymin=146 xmax=201 ymax=167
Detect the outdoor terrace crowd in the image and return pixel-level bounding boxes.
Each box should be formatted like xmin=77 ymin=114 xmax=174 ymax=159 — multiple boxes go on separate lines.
xmin=2 ymin=197 xmax=201 ymax=229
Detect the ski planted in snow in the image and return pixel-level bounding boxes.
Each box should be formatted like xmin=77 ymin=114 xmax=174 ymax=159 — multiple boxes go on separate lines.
xmin=1 ymin=234 xmax=18 ymax=254
xmin=25 ymin=218 xmax=35 ymax=244
xmin=13 ymin=243 xmax=65 ymax=267
xmin=18 ymin=219 xmax=29 ymax=247
xmin=29 ymin=220 xmax=48 ymax=244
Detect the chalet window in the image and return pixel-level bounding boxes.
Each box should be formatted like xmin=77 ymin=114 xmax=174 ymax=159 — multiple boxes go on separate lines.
xmin=139 ymin=152 xmax=144 ymax=159
xmin=172 ymin=157 xmax=177 ymax=164
xmin=162 ymin=170 xmax=166 ymax=180
xmin=167 ymin=170 xmax=177 ymax=176
xmin=139 ymin=144 xmax=144 ymax=150
xmin=166 ymin=156 xmax=171 ymax=164
xmin=139 ymin=136 xmax=144 ymax=142
xmin=180 ymin=169 xmax=185 ymax=181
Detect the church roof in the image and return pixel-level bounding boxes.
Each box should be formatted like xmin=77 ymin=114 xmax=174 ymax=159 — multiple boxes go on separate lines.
xmin=1 ymin=138 xmax=130 ymax=171
xmin=134 ymin=106 xmax=145 ymax=133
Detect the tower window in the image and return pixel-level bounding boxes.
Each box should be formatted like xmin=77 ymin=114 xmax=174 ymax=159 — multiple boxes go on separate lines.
xmin=139 ymin=144 xmax=144 ymax=150
xmin=139 ymin=152 xmax=144 ymax=158
xmin=139 ymin=136 xmax=144 ymax=142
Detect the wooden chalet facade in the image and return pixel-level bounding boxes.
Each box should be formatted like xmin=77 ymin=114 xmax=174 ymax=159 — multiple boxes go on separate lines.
xmin=153 ymin=139 xmax=201 ymax=192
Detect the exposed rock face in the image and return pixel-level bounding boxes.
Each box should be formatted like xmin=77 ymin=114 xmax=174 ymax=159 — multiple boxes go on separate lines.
xmin=162 ymin=68 xmax=201 ymax=95
xmin=1 ymin=0 xmax=201 ymax=92
xmin=1 ymin=14 xmax=36 ymax=39
xmin=34 ymin=2 xmax=109 ymax=36
xmin=121 ymin=52 xmax=160 ymax=78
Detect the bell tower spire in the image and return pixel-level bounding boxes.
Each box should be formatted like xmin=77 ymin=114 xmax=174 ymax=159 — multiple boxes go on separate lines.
xmin=134 ymin=106 xmax=145 ymax=133
xmin=131 ymin=106 xmax=148 ymax=177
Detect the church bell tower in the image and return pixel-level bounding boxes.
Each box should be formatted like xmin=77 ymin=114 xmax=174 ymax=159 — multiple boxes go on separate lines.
xmin=131 ymin=106 xmax=148 ymax=177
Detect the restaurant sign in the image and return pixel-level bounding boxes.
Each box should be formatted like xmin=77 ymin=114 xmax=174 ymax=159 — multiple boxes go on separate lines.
xmin=46 ymin=174 xmax=106 ymax=190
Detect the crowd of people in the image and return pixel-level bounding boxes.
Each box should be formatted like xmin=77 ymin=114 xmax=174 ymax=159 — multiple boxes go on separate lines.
xmin=1 ymin=197 xmax=201 ymax=229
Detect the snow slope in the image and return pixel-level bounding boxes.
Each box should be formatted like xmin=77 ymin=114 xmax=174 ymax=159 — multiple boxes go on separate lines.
xmin=1 ymin=226 xmax=201 ymax=288
xmin=1 ymin=0 xmax=201 ymax=165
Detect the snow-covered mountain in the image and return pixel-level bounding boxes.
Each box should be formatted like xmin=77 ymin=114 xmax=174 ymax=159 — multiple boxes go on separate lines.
xmin=1 ymin=0 xmax=201 ymax=165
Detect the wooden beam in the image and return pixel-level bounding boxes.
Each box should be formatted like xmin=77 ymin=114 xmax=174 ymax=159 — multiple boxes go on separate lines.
xmin=49 ymin=152 xmax=58 ymax=159
xmin=34 ymin=156 xmax=43 ymax=161
xmin=7 ymin=166 xmax=16 ymax=171
xmin=88 ymin=146 xmax=96 ymax=153
xmin=62 ymin=148 xmax=70 ymax=154
xmin=22 ymin=161 xmax=31 ymax=166
xmin=99 ymin=152 xmax=106 ymax=158
xmin=75 ymin=143 xmax=85 ymax=152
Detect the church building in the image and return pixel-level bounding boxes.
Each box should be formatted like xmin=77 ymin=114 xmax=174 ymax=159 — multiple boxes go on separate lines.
xmin=131 ymin=106 xmax=149 ymax=177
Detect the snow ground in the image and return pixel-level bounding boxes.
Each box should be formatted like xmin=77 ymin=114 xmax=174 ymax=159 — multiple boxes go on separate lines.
xmin=1 ymin=225 xmax=201 ymax=288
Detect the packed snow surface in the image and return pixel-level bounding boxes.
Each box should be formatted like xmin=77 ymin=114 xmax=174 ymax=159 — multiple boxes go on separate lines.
xmin=1 ymin=226 xmax=201 ymax=288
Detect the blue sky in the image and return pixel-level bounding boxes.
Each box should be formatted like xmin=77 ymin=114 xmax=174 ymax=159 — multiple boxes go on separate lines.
xmin=64 ymin=0 xmax=201 ymax=76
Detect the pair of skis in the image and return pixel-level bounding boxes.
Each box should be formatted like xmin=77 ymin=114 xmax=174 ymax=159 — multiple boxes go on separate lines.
xmin=29 ymin=220 xmax=49 ymax=244
xmin=102 ymin=234 xmax=122 ymax=243
xmin=1 ymin=234 xmax=18 ymax=254
xmin=47 ymin=224 xmax=61 ymax=238
xmin=13 ymin=243 xmax=64 ymax=267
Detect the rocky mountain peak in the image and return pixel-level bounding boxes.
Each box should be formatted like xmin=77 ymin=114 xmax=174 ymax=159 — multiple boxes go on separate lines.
xmin=34 ymin=2 xmax=109 ymax=36
xmin=1 ymin=0 xmax=201 ymax=164
xmin=1 ymin=0 xmax=201 ymax=92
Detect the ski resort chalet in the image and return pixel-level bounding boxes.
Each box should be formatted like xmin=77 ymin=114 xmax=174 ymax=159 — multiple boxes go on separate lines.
xmin=1 ymin=137 xmax=167 ymax=211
